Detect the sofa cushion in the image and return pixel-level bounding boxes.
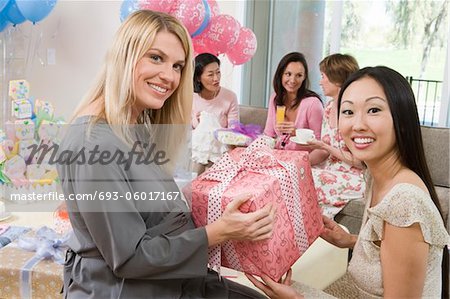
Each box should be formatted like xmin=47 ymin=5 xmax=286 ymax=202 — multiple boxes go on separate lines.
xmin=239 ymin=105 xmax=268 ymax=128
xmin=421 ymin=126 xmax=450 ymax=188
xmin=435 ymin=186 xmax=450 ymax=232
xmin=334 ymin=200 xmax=365 ymax=235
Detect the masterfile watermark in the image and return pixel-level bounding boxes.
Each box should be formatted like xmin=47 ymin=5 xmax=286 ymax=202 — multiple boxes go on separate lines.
xmin=27 ymin=140 xmax=170 ymax=171
xmin=9 ymin=191 xmax=181 ymax=202
xmin=10 ymin=191 xmax=65 ymax=202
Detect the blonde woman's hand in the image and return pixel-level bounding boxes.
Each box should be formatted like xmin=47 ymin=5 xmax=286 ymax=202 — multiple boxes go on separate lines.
xmin=245 ymin=269 xmax=303 ymax=299
xmin=206 ymin=194 xmax=276 ymax=246
xmin=320 ymin=215 xmax=357 ymax=249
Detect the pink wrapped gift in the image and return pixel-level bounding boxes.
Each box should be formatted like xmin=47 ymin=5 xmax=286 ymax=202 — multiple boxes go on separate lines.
xmin=190 ymin=137 xmax=323 ymax=281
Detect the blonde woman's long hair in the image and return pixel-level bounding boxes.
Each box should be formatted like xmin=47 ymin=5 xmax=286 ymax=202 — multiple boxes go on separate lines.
xmin=73 ymin=10 xmax=193 ymax=172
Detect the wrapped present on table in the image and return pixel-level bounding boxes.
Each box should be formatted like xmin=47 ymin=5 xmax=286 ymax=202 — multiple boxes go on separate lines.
xmin=214 ymin=120 xmax=263 ymax=146
xmin=8 ymin=80 xmax=30 ymax=101
xmin=0 ymin=227 xmax=67 ymax=299
xmin=190 ymin=137 xmax=323 ymax=281
xmin=11 ymin=99 xmax=32 ymax=119
xmin=0 ymin=226 xmax=32 ymax=249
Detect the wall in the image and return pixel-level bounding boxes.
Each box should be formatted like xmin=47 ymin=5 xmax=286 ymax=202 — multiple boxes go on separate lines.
xmin=270 ymin=1 xmax=325 ymax=98
xmin=242 ymin=0 xmax=325 ymax=108
xmin=4 ymin=1 xmax=121 ymax=120
xmin=3 ymin=0 xmax=243 ymax=121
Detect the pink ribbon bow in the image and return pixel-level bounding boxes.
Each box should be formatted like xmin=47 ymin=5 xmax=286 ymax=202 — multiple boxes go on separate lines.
xmin=199 ymin=137 xmax=307 ymax=274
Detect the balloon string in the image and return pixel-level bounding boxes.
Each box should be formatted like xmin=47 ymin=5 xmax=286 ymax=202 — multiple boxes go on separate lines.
xmin=24 ymin=24 xmax=35 ymax=77
xmin=191 ymin=0 xmax=210 ymax=38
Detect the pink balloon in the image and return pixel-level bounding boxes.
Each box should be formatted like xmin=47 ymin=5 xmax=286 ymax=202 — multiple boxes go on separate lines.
xmin=192 ymin=35 xmax=210 ymax=55
xmin=207 ymin=0 xmax=220 ymax=18
xmin=139 ymin=0 xmax=177 ymax=13
xmin=172 ymin=0 xmax=207 ymax=35
xmin=226 ymin=27 xmax=258 ymax=65
xmin=203 ymin=14 xmax=240 ymax=55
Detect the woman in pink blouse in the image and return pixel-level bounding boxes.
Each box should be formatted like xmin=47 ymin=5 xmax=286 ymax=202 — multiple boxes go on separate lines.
xmin=191 ymin=53 xmax=239 ymax=174
xmin=192 ymin=53 xmax=239 ymax=129
xmin=264 ymin=52 xmax=323 ymax=150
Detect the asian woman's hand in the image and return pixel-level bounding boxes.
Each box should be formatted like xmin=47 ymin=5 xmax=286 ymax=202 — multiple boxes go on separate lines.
xmin=320 ymin=215 xmax=357 ymax=249
xmin=245 ymin=269 xmax=304 ymax=299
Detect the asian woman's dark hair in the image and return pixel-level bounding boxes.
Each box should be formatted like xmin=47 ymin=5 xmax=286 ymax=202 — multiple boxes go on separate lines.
xmin=337 ymin=66 xmax=449 ymax=299
xmin=272 ymin=52 xmax=321 ymax=110
xmin=193 ymin=53 xmax=220 ymax=93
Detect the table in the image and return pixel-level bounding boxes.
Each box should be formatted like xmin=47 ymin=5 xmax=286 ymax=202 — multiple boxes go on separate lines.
xmin=1 ymin=211 xmax=54 ymax=227
xmin=0 ymin=211 xmax=63 ymax=299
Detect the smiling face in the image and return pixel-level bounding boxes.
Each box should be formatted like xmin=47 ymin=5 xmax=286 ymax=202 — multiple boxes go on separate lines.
xmin=282 ymin=62 xmax=305 ymax=95
xmin=320 ymin=72 xmax=340 ymax=99
xmin=133 ymin=30 xmax=186 ymax=115
xmin=199 ymin=62 xmax=221 ymax=94
xmin=338 ymin=76 xmax=398 ymax=165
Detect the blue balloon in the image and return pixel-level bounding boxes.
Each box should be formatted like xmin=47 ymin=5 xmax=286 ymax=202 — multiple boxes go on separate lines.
xmin=16 ymin=0 xmax=57 ymax=23
xmin=0 ymin=13 xmax=9 ymax=32
xmin=191 ymin=0 xmax=210 ymax=38
xmin=120 ymin=0 xmax=138 ymax=22
xmin=0 ymin=0 xmax=9 ymax=12
xmin=4 ymin=0 xmax=25 ymax=25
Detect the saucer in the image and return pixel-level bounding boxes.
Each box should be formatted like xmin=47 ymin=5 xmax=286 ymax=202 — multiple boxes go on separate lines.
xmin=340 ymin=191 xmax=362 ymax=200
xmin=290 ymin=137 xmax=311 ymax=145
xmin=0 ymin=212 xmax=12 ymax=222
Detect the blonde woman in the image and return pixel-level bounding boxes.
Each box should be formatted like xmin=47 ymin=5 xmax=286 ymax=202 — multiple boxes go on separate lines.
xmin=57 ymin=10 xmax=273 ymax=298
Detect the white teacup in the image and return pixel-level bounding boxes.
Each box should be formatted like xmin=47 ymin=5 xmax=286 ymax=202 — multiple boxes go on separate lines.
xmin=295 ymin=128 xmax=315 ymax=143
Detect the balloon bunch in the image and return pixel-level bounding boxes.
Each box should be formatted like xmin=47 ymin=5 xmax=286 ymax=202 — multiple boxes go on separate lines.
xmin=0 ymin=0 xmax=57 ymax=32
xmin=120 ymin=0 xmax=257 ymax=65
